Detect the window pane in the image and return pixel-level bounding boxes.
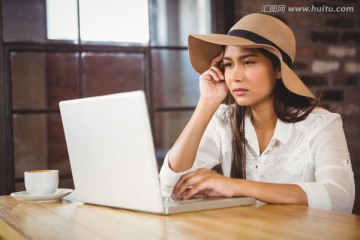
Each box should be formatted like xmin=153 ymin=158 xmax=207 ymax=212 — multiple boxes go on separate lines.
xmin=82 ymin=53 xmax=146 ymax=97
xmin=13 ymin=114 xmax=47 ymax=179
xmin=79 ymin=0 xmax=149 ymax=43
xmin=47 ymin=114 xmax=72 ymax=178
xmin=45 ymin=53 xmax=80 ymax=108
xmin=152 ymin=49 xmax=200 ymax=108
xmin=11 ymin=52 xmax=80 ymax=110
xmin=3 ymin=0 xmax=47 ymax=42
xmin=13 ymin=114 xmax=73 ymax=190
xmin=46 ymin=0 xmax=78 ymax=41
xmin=150 ymin=0 xmax=212 ymax=46
xmin=154 ymin=111 xmax=193 ymax=166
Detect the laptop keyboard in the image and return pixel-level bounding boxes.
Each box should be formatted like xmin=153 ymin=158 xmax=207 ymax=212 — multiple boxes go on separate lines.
xmin=163 ymin=195 xmax=208 ymax=205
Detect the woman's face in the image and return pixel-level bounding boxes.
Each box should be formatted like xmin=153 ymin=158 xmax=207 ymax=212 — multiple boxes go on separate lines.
xmin=223 ymin=46 xmax=280 ymax=108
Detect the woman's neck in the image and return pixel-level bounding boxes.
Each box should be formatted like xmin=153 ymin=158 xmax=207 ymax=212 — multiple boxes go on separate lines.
xmin=250 ymin=104 xmax=277 ymax=155
xmin=250 ymin=104 xmax=277 ymax=131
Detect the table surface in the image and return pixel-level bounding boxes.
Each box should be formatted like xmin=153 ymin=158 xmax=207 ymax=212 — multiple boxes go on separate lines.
xmin=0 ymin=195 xmax=359 ymax=240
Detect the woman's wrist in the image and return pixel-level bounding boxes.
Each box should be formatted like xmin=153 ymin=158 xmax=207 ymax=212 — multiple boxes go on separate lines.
xmin=233 ymin=179 xmax=256 ymax=198
xmin=197 ymin=98 xmax=222 ymax=113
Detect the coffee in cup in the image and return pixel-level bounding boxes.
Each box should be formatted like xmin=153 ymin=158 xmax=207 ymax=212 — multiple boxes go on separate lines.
xmin=24 ymin=170 xmax=59 ymax=195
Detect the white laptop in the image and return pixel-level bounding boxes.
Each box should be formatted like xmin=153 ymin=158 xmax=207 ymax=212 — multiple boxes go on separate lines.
xmin=59 ymin=90 xmax=256 ymax=214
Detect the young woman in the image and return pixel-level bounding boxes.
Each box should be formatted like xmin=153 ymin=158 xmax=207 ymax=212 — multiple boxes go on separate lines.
xmin=159 ymin=13 xmax=355 ymax=213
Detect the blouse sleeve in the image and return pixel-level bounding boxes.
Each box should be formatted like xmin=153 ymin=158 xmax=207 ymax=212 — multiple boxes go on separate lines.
xmin=297 ymin=116 xmax=355 ymax=213
xmin=159 ymin=107 xmax=224 ymax=190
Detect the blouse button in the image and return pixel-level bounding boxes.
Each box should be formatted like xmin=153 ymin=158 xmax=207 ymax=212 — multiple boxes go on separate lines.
xmin=255 ymin=165 xmax=258 ymax=169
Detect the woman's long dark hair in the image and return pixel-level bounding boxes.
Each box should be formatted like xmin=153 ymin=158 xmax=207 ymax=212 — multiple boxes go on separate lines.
xmin=227 ymin=49 xmax=319 ymax=179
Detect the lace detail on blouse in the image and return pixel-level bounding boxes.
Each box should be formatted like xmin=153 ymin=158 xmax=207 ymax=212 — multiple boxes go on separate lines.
xmin=245 ymin=108 xmax=339 ymax=179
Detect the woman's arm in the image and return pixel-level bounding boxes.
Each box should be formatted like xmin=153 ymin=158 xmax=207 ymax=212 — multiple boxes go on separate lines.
xmin=167 ymin=52 xmax=228 ymax=173
xmin=298 ymin=115 xmax=354 ymax=212
xmin=168 ymin=99 xmax=221 ymax=172
xmin=172 ymin=168 xmax=308 ymax=205
xmin=236 ymin=179 xmax=308 ymax=205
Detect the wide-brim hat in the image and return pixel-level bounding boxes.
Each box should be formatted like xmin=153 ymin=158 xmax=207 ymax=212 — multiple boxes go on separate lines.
xmin=188 ymin=13 xmax=315 ymax=99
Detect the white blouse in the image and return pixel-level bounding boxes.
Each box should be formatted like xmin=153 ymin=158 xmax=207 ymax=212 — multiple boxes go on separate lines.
xmin=159 ymin=105 xmax=355 ymax=213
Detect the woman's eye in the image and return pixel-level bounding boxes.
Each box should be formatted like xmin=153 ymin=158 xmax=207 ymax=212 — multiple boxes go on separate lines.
xmin=243 ymin=60 xmax=255 ymax=65
xmin=223 ymin=62 xmax=232 ymax=68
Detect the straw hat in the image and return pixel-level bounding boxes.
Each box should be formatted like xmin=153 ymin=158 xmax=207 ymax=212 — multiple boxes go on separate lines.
xmin=188 ymin=13 xmax=315 ymax=99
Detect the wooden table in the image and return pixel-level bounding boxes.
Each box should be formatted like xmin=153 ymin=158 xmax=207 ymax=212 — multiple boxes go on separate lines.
xmin=0 ymin=195 xmax=359 ymax=240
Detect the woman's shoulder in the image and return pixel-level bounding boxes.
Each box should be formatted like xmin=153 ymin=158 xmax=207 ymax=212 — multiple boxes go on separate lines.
xmin=295 ymin=107 xmax=341 ymax=131
xmin=308 ymin=107 xmax=340 ymax=120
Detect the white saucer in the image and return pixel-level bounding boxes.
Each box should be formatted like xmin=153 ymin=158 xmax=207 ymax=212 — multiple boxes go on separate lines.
xmin=11 ymin=188 xmax=73 ymax=203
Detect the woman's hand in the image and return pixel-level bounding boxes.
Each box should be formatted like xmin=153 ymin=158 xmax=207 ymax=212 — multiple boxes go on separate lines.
xmin=172 ymin=168 xmax=239 ymax=199
xmin=199 ymin=52 xmax=229 ymax=105
xmin=171 ymin=168 xmax=308 ymax=206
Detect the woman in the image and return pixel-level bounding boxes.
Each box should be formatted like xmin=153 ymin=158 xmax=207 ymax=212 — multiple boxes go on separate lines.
xmin=159 ymin=13 xmax=355 ymax=213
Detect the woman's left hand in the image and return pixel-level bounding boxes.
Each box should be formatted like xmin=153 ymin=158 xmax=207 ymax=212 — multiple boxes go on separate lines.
xmin=172 ymin=168 xmax=240 ymax=199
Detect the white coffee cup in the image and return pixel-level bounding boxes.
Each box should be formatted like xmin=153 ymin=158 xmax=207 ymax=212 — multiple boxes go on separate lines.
xmin=24 ymin=170 xmax=59 ymax=195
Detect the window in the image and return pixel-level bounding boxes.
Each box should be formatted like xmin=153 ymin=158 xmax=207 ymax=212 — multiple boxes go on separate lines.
xmin=46 ymin=0 xmax=78 ymax=41
xmin=46 ymin=0 xmax=150 ymax=43
xmin=2 ymin=0 xmax=213 ymax=192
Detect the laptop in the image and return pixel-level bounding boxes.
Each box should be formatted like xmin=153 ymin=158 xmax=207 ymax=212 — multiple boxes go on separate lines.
xmin=59 ymin=90 xmax=256 ymax=214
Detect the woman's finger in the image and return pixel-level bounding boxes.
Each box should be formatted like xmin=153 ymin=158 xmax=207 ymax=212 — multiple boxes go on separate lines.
xmin=172 ymin=169 xmax=215 ymax=199
xmin=172 ymin=172 xmax=197 ymax=198
xmin=173 ymin=177 xmax=203 ymax=199
xmin=209 ymin=67 xmax=224 ymax=81
xmin=210 ymin=52 xmax=224 ymax=66
xmin=181 ymin=183 xmax=206 ymax=199
xmin=181 ymin=179 xmax=214 ymax=199
xmin=209 ymin=52 xmax=225 ymax=80
xmin=172 ymin=170 xmax=210 ymax=199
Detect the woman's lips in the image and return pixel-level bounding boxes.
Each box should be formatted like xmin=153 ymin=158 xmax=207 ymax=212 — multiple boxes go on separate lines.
xmin=233 ymin=88 xmax=248 ymax=96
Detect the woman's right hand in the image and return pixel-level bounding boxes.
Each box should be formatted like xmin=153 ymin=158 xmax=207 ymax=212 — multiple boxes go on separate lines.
xmin=199 ymin=52 xmax=229 ymax=105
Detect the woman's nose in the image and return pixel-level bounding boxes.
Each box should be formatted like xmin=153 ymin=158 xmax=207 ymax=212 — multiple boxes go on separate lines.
xmin=229 ymin=65 xmax=245 ymax=82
